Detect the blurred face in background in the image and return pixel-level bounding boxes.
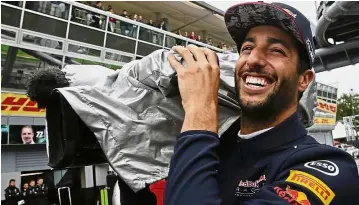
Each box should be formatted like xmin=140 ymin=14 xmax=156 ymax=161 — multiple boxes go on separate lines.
xmin=23 ymin=183 xmax=29 ymax=189
xmin=37 ymin=179 xmax=43 ymax=186
xmin=21 ymin=126 xmax=34 ymax=144
xmin=9 ymin=181 xmax=15 ymax=187
xmin=29 ymin=181 xmax=35 ymax=187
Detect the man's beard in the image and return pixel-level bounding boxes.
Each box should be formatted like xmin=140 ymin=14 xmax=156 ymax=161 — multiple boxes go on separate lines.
xmin=235 ymin=73 xmax=298 ymax=123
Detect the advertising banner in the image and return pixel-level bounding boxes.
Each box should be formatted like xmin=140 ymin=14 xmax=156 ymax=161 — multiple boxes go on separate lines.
xmin=1 ymin=92 xmax=46 ymax=117
xmin=314 ymin=97 xmax=337 ymax=126
xmin=316 ymin=98 xmax=337 ymax=114
xmin=313 ymin=117 xmax=336 ymax=125
xmin=1 ymin=125 xmax=46 ymax=145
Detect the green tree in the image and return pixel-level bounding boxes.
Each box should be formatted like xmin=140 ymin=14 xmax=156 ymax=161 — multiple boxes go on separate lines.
xmin=336 ymin=93 xmax=359 ymax=131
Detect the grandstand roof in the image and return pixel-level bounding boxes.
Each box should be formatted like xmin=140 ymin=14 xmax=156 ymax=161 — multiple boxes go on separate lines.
xmin=102 ymin=1 xmax=235 ymax=47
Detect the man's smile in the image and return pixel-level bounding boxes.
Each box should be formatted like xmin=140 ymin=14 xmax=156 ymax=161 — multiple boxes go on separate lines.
xmin=240 ymin=72 xmax=276 ymax=95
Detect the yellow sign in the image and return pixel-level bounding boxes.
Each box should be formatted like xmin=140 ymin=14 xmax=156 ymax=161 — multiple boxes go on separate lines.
xmin=286 ymin=170 xmax=335 ymax=205
xmin=317 ymin=98 xmax=337 ymax=114
xmin=1 ymin=92 xmax=46 ymax=117
xmin=314 ymin=117 xmax=336 ymax=125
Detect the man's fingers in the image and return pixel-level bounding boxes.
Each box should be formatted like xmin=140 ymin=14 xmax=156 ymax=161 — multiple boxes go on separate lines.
xmin=168 ymin=53 xmax=184 ymax=73
xmin=172 ymin=46 xmax=196 ymax=67
xmin=187 ymin=44 xmax=207 ymax=63
xmin=170 ymin=46 xmax=219 ymax=74
xmin=201 ymin=48 xmax=219 ymax=70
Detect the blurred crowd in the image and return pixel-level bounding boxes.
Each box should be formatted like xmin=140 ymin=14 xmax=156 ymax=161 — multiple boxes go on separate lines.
xmin=3 ymin=1 xmax=232 ymax=50
xmin=79 ymin=1 xmax=229 ymax=50
xmin=175 ymin=31 xmax=229 ymax=50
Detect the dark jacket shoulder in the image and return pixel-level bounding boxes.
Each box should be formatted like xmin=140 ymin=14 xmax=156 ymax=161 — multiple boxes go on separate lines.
xmin=275 ymin=141 xmax=359 ymax=205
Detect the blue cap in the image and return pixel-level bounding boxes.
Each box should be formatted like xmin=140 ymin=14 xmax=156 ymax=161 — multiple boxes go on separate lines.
xmin=225 ymin=2 xmax=315 ymax=68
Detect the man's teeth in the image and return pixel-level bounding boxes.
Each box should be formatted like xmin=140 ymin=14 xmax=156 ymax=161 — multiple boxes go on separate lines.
xmin=245 ymin=76 xmax=268 ymax=86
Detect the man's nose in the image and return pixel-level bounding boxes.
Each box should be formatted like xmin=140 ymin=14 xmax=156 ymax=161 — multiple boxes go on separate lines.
xmin=246 ymin=49 xmax=267 ymax=69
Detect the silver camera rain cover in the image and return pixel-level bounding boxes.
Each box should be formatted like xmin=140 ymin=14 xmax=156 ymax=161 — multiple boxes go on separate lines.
xmin=49 ymin=49 xmax=316 ymax=192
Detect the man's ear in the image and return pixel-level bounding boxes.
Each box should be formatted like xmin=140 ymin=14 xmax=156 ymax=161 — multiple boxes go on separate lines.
xmin=298 ymin=69 xmax=314 ymax=92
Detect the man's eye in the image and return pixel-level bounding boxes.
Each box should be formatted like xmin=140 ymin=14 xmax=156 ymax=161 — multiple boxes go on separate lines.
xmin=241 ymin=46 xmax=252 ymax=53
xmin=271 ymin=48 xmax=285 ymax=55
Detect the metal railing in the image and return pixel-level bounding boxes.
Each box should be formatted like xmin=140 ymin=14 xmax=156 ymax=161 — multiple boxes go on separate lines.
xmin=1 ymin=1 xmax=225 ymax=69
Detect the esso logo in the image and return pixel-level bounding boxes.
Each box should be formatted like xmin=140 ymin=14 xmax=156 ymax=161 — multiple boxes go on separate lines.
xmin=304 ymin=160 xmax=339 ymax=176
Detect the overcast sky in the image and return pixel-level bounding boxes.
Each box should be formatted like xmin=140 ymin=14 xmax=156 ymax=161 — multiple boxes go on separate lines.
xmin=207 ymin=1 xmax=359 ymax=97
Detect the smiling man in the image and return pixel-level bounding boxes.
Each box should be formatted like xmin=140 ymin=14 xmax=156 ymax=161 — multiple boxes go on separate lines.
xmin=164 ymin=2 xmax=359 ymax=205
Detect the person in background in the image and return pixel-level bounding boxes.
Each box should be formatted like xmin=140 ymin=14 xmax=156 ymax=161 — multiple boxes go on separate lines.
xmin=21 ymin=126 xmax=35 ymax=144
xmin=22 ymin=183 xmax=31 ymax=205
xmin=93 ymin=1 xmax=103 ymax=10
xmin=120 ymin=9 xmax=128 ymax=18
xmin=137 ymin=14 xmax=146 ymax=41
xmin=189 ymin=31 xmax=195 ymax=40
xmin=138 ymin=15 xmax=144 ymax=24
xmin=204 ymin=37 xmax=209 ymax=44
xmin=27 ymin=180 xmax=37 ymax=205
xmin=91 ymin=1 xmax=103 ymax=28
xmin=108 ymin=8 xmax=116 ymax=32
xmin=196 ymin=35 xmax=202 ymax=42
xmin=130 ymin=13 xmax=138 ymax=37
xmin=157 ymin=19 xmax=167 ymax=45
xmin=120 ymin=10 xmax=129 ymax=35
xmin=4 ymin=179 xmax=21 ymax=205
xmin=35 ymin=178 xmax=48 ymax=205
xmin=219 ymin=41 xmax=225 ymax=49
xmin=208 ymin=37 xmax=213 ymax=45
xmin=175 ymin=30 xmax=184 ymax=46
xmin=147 ymin=19 xmax=155 ymax=43
xmin=147 ymin=19 xmax=154 ymax=27
xmin=183 ymin=31 xmax=188 ymax=38
xmin=157 ymin=19 xmax=168 ymax=31
xmin=84 ymin=1 xmax=93 ymax=26
xmin=132 ymin=13 xmax=138 ymax=21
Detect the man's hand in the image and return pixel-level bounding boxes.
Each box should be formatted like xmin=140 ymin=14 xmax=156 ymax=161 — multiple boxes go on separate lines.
xmin=168 ymin=45 xmax=220 ymax=133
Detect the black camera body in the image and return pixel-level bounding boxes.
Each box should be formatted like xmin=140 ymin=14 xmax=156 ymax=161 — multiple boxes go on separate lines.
xmin=46 ymin=90 xmax=107 ymax=168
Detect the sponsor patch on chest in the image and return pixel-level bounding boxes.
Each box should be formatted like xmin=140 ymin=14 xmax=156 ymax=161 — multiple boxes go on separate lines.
xmin=304 ymin=160 xmax=339 ymax=176
xmin=235 ymin=175 xmax=266 ymax=197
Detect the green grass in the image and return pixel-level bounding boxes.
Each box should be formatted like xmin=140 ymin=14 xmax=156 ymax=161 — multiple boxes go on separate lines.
xmin=1 ymin=45 xmax=40 ymax=62
xmin=2 ymin=45 xmax=123 ymax=70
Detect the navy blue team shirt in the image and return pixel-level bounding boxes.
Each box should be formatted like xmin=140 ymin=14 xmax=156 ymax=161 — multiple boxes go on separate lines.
xmin=164 ymin=113 xmax=359 ymax=205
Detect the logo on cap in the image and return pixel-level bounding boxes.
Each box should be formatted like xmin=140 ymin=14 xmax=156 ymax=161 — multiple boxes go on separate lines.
xmin=283 ymin=8 xmax=297 ymax=19
xmin=306 ymin=39 xmax=315 ymax=62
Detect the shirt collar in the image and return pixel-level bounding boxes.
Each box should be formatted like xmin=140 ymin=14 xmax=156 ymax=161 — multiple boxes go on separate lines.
xmin=237 ymin=113 xmax=307 ymax=153
xmin=238 ymin=127 xmax=273 ymax=139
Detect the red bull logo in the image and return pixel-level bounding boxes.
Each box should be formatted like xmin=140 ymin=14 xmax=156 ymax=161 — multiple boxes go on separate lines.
xmin=274 ymin=186 xmax=311 ymax=205
xmin=285 ymin=186 xmax=311 ymax=205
